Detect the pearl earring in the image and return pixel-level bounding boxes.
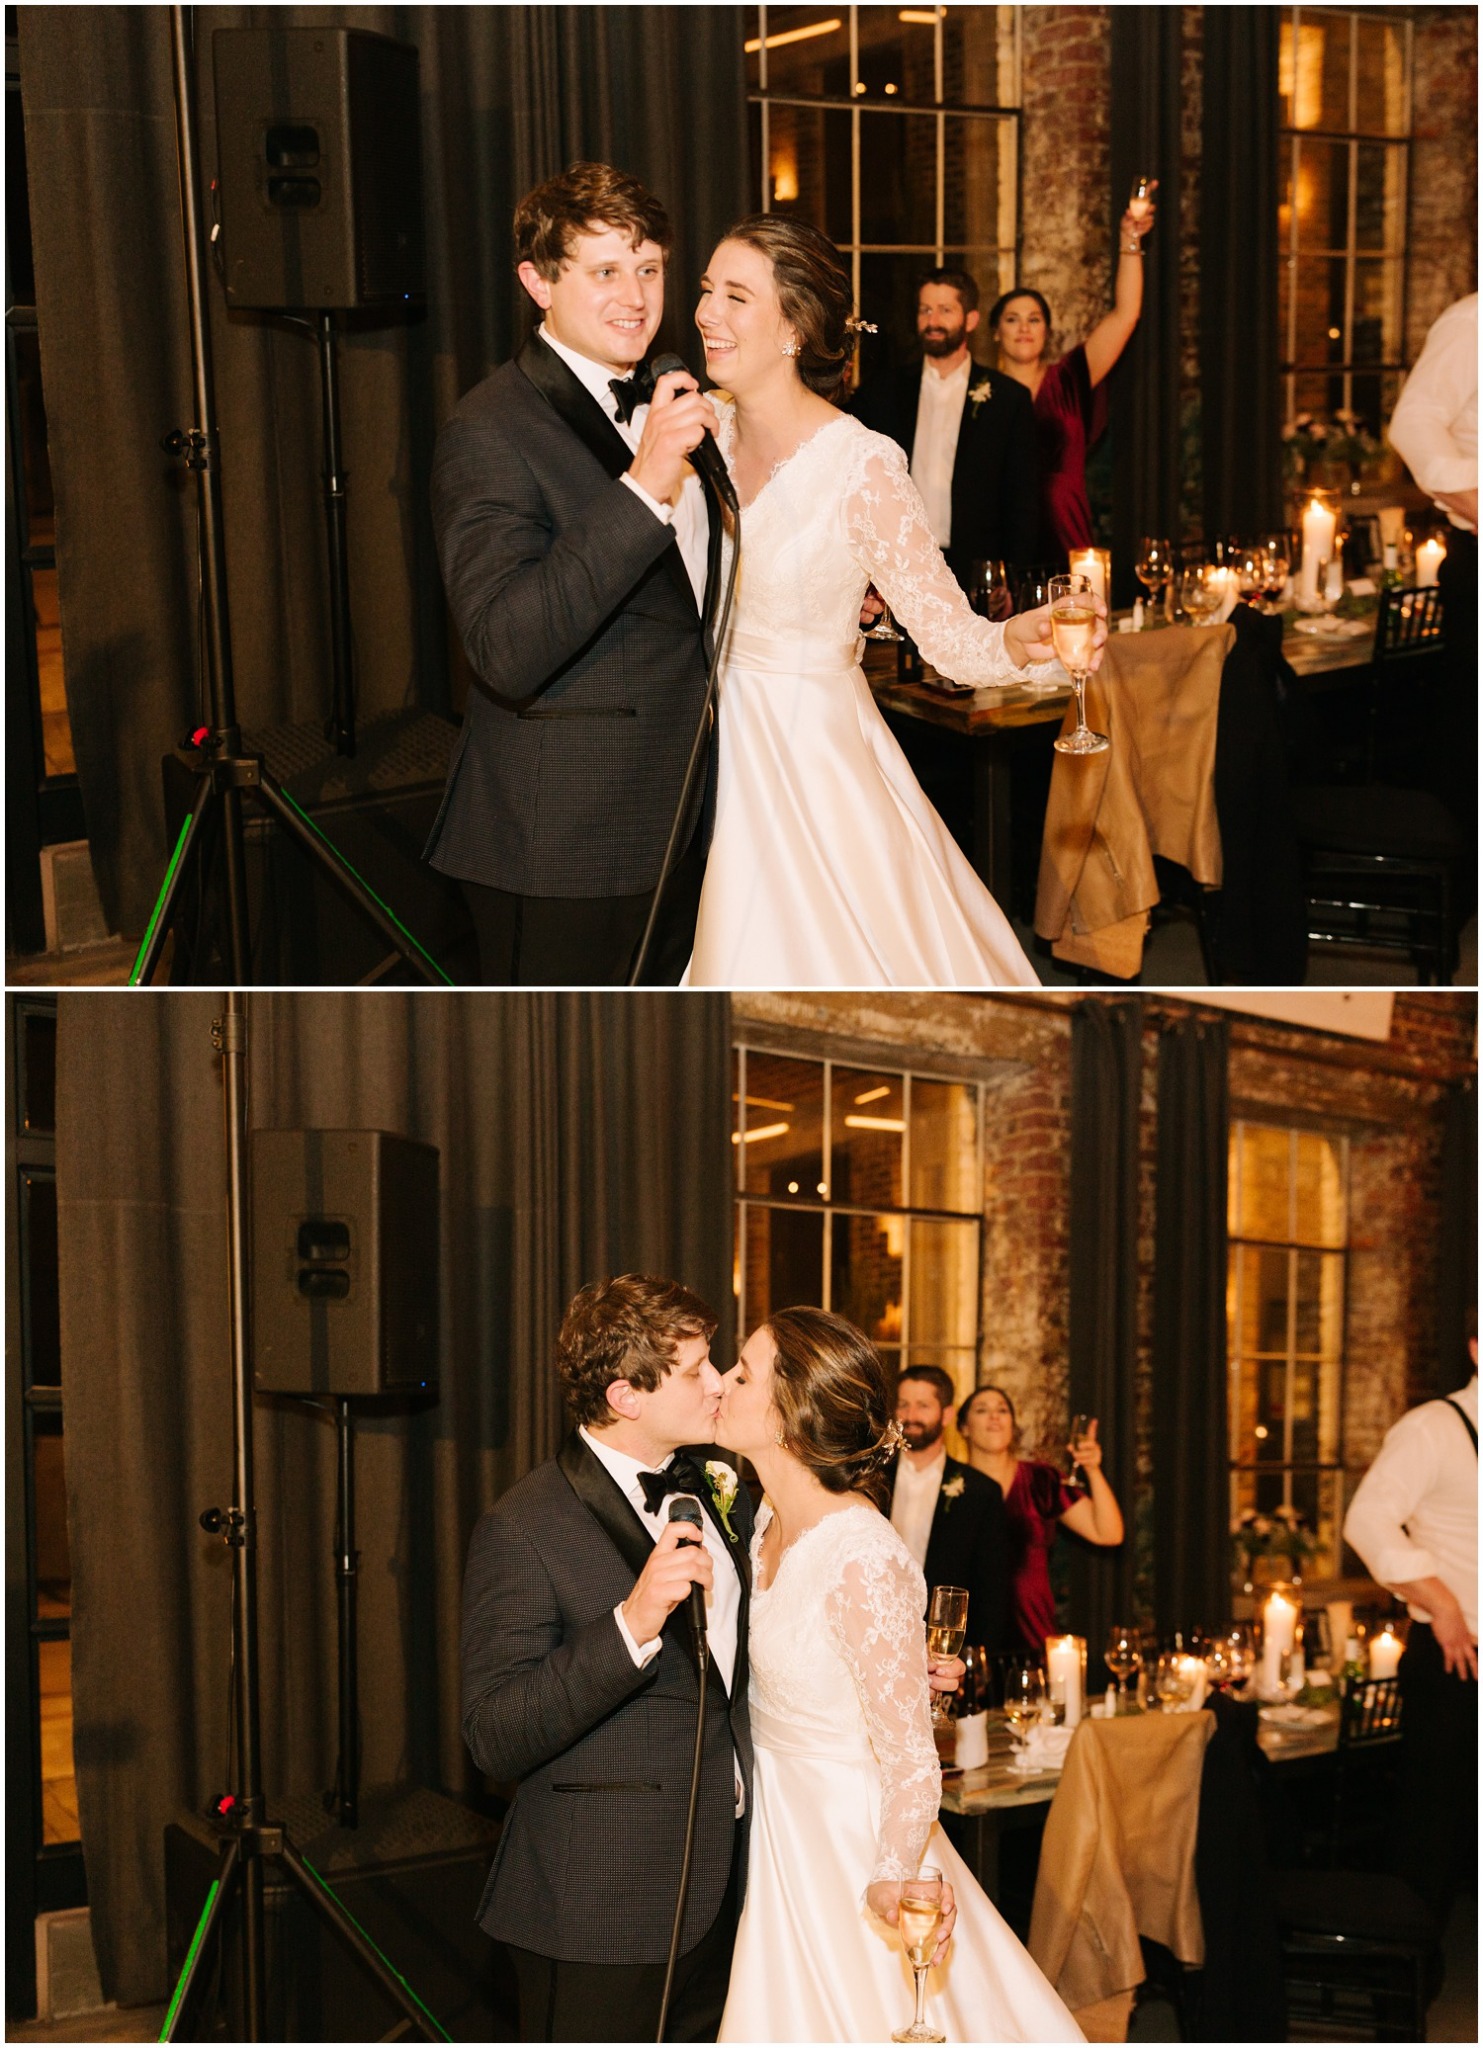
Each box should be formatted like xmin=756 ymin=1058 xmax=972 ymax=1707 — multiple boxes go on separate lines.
xmin=774 ymin=1426 xmax=786 ymax=1445
xmin=780 ymin=340 xmax=801 ymax=358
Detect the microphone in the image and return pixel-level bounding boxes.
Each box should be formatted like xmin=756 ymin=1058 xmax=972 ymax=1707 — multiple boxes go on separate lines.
xmin=650 ymin=353 xmax=739 ymax=512
xmin=666 ymin=1496 xmax=709 ymax=1654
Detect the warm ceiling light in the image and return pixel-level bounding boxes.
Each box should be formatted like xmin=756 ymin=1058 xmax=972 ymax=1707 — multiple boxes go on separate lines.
xmin=844 ymin=1114 xmax=907 ymax=1133
xmin=732 ymin=1092 xmax=796 ymax=1112
xmin=899 ymin=7 xmax=945 ymax=21
xmin=854 ymin=1084 xmax=891 ymax=1104
xmin=884 ymin=82 xmax=898 ymax=94
xmin=731 ymin=1121 xmax=791 ymax=1143
xmin=745 ymin=18 xmax=843 ymax=53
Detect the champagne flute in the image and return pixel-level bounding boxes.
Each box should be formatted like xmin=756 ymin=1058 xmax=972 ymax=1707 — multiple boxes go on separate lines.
xmin=926 ymin=1585 xmax=969 ymax=1727
xmin=863 ymin=584 xmax=904 ymax=642
xmin=966 ymin=558 xmax=1013 ymax=622
xmin=1135 ymin=536 xmax=1173 ymax=623
xmin=1002 ymin=1660 xmax=1046 ymax=1758
xmin=1067 ymin=1411 xmax=1092 ymax=1482
xmin=1049 ymin=574 xmax=1107 ymax=755
xmin=1128 ymin=174 xmax=1156 ymax=225
xmin=1104 ymin=1623 xmax=1141 ymax=1709
xmin=891 ymin=1866 xmax=947 ymax=2044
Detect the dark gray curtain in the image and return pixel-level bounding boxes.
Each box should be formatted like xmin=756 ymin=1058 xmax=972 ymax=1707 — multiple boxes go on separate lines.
xmin=1151 ymin=1011 xmax=1230 ymax=1639
xmin=55 ymin=989 xmax=731 ymax=2005
xmin=1066 ymin=998 xmax=1141 ymax=1671
xmin=1200 ymin=7 xmax=1283 ymax=538
xmin=1434 ymin=1076 xmax=1477 ymax=1396
xmin=19 ymin=6 xmax=749 ymax=936
xmin=1107 ymin=7 xmax=1184 ymax=605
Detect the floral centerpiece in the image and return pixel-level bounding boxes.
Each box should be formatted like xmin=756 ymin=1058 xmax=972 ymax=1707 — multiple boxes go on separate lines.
xmin=1231 ymin=1504 xmax=1318 ymax=1589
xmin=1282 ymin=411 xmax=1386 ymax=494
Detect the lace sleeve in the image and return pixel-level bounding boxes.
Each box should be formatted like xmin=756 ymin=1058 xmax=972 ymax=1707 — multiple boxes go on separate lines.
xmin=824 ymin=1539 xmax=941 ymax=1885
xmin=844 ymin=438 xmax=1058 ymax=688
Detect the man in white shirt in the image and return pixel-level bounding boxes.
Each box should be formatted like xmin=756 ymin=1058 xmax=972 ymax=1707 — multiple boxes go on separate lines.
xmin=1343 ymin=1330 xmax=1477 ymax=1918
xmin=890 ymin=1365 xmax=1010 ymax=1652
xmin=1387 ymin=294 xmax=1477 ymax=842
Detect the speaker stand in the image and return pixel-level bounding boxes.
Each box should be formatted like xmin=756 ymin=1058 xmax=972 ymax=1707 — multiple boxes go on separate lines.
xmin=316 ymin=311 xmax=356 ymax=759
xmin=329 ymin=1396 xmax=361 ymax=1829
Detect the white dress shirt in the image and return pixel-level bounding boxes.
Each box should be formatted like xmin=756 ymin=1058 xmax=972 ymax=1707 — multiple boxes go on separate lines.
xmin=1342 ymin=1376 xmax=1477 ymax=1637
xmin=910 ymin=356 xmax=973 ymax=549
xmin=891 ymin=1446 xmax=946 ymax=1570
xmin=537 ymin=325 xmax=710 ymax=606
xmin=1386 ymin=295 xmax=1478 ymax=532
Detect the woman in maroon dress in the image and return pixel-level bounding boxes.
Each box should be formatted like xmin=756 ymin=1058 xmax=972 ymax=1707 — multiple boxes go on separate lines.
xmin=989 ymin=186 xmax=1158 ymax=559
xmin=958 ymin=1386 xmax=1125 ymax=1655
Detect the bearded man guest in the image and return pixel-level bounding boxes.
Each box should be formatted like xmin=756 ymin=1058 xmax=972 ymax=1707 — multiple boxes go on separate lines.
xmin=889 ymin=1364 xmax=1011 ymax=1654
xmin=850 ymin=267 xmax=1040 ymax=590
xmin=426 ymin=163 xmax=722 ymax=985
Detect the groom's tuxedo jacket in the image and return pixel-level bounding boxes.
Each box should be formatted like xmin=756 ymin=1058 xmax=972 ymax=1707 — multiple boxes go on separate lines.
xmin=426 ymin=334 xmax=722 ymax=898
xmin=850 ymin=360 xmax=1040 ymax=577
xmin=461 ymin=1432 xmax=754 ymax=1966
xmin=891 ymin=1452 xmax=1011 ymax=1654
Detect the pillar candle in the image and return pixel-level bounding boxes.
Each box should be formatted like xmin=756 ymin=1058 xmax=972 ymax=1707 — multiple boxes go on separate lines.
xmin=1046 ymin=1636 xmax=1083 ymax=1728
xmin=1326 ymin=1600 xmax=1354 ymax=1661
xmin=1415 ymin=537 xmax=1445 ymax=587
xmin=1369 ymin=1627 xmax=1403 ymax=1680
xmin=1069 ymin=549 xmax=1108 ymax=608
xmin=1299 ymin=497 xmax=1337 ymax=602
xmin=1177 ymin=1655 xmax=1208 ymax=1709
xmin=1260 ymin=1590 xmax=1298 ymax=1692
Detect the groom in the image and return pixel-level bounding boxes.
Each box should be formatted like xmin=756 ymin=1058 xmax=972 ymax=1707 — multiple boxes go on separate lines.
xmin=461 ymin=1275 xmax=751 ymax=2041
xmin=426 ymin=163 xmax=723 ymax=986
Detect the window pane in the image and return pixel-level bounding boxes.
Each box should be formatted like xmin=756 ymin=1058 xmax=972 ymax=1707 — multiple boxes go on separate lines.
xmin=1293 ymin=1132 xmax=1346 ymax=1246
xmin=1235 ymin=1243 xmax=1291 ymax=1355
xmin=33 ymin=1412 xmax=71 ymax=1619
xmin=908 ymin=1218 xmax=978 ymax=1350
xmin=943 ymin=6 xmax=1016 ymax=107
xmin=1353 ymin=13 xmax=1408 ymax=138
xmin=1292 ymin=369 xmax=1343 ymax=417
xmin=1230 ymin=1357 xmax=1260 ymax=1465
xmin=909 ymin=1078 xmax=979 ymax=1212
xmin=1292 ymin=139 xmax=1349 ymax=252
xmin=38 ymin=1638 xmax=78 ymax=1846
xmin=763 ymin=100 xmax=853 ymax=239
xmin=1290 ymin=256 xmax=1348 ymax=365
xmin=1232 ymin=1124 xmax=1290 ymax=1241
xmin=832 ymin=1067 xmax=904 ymax=1209
xmin=23 ymin=1009 xmax=58 ymax=1133
xmin=942 ymin=116 xmax=1010 ymax=249
xmin=1355 ymin=143 xmax=1404 ymax=254
xmin=750 ymin=8 xmax=851 ymax=94
xmin=1280 ymin=15 xmax=1344 ymax=132
xmin=830 ymin=1210 xmax=903 ymax=1344
xmin=740 ymin=1054 xmax=825 ymax=1197
xmin=859 ymin=109 xmax=939 ymax=245
xmin=1352 ymin=256 xmax=1402 ymax=364
xmin=1294 ymin=1248 xmax=1345 ymax=1361
xmin=743 ymin=1204 xmax=824 ymax=1329
xmin=24 ymin=1171 xmax=61 ymax=1389
xmin=856 ymin=4 xmax=938 ymax=101
xmin=1256 ymin=1358 xmax=1287 ymax=1463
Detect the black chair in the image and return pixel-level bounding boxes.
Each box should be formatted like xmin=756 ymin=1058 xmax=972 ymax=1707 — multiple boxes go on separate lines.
xmin=1274 ymin=1867 xmax=1439 ymax=2042
xmin=1322 ymin=1676 xmax=1404 ymax=1870
xmin=1291 ymin=583 xmax=1463 ymax=983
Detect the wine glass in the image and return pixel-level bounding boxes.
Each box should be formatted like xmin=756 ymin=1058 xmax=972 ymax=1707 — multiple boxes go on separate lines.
xmin=891 ymin=1866 xmax=946 ymax=2043
xmin=1154 ymin=1650 xmax=1196 ymax=1711
xmin=1002 ymin=1660 xmax=1046 ymax=1758
xmin=863 ymin=584 xmax=904 ymax=642
xmin=1135 ymin=536 xmax=1173 ymax=623
xmin=1233 ymin=545 xmax=1265 ymax=609
xmin=1180 ymin=563 xmax=1223 ymax=626
xmin=966 ymin=558 xmax=1013 ymax=622
xmin=1048 ymin=575 xmax=1107 ymax=755
xmin=1105 ymin=1624 xmax=1141 ymax=1710
xmin=1067 ymin=1412 xmax=1092 ymax=1483
xmin=960 ymin=1642 xmax=989 ymax=1714
xmin=1260 ymin=533 xmax=1292 ymax=611
xmin=926 ymin=1585 xmax=969 ymax=1727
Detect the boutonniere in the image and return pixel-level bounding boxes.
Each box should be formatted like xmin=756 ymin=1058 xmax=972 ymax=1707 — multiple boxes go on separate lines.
xmin=967 ymin=379 xmax=993 ymax=411
xmin=704 ymin=1460 xmax=740 ymax=1541
xmin=940 ymin=1475 xmax=966 ymax=1507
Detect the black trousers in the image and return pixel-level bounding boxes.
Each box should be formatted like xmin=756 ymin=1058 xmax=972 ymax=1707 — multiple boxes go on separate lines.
xmin=506 ymin=1829 xmax=742 ymax=2043
xmin=1437 ymin=530 xmax=1477 ymax=850
xmin=460 ymin=823 xmax=705 ymax=987
xmin=1395 ymin=1620 xmax=1478 ymax=1918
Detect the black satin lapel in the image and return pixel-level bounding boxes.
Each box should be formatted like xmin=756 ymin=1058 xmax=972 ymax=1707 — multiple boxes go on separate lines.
xmin=517 ymin=334 xmax=635 ymax=483
xmin=556 ymin=1431 xmax=655 ymax=1585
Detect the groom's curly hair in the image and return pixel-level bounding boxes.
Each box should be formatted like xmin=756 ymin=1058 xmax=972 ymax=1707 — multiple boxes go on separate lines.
xmin=556 ymin=1274 xmax=717 ymax=1427
xmin=765 ymin=1307 xmax=897 ymax=1511
xmin=515 ymin=162 xmax=673 ymax=281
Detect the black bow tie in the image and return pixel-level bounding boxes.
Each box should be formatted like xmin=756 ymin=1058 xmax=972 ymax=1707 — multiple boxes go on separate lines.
xmin=638 ymin=1453 xmax=708 ymax=1517
xmin=609 ymin=365 xmax=655 ymax=424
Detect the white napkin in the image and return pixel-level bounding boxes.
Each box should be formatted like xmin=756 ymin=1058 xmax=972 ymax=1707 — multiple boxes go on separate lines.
xmin=1007 ymin=1722 xmax=1075 ymax=1773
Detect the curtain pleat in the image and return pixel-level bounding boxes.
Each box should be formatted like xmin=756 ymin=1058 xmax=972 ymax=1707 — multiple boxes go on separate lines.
xmin=56 ymin=989 xmax=730 ymax=2004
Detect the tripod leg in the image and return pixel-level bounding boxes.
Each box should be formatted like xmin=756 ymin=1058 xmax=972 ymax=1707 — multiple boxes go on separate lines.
xmin=277 ymin=1833 xmax=449 ymax=2042
xmin=130 ymin=779 xmax=217 ymax=986
xmin=252 ymin=771 xmax=453 ymax=985
xmin=159 ymin=1834 xmax=239 ymax=2041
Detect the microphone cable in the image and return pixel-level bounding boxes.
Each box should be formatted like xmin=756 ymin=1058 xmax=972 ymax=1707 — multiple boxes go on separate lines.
xmin=657 ymin=1496 xmax=711 ymax=2042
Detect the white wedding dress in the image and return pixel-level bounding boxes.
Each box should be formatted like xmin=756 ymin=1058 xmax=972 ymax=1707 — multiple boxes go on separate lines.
xmin=719 ymin=1503 xmax=1083 ymax=2044
xmin=683 ymin=408 xmax=1046 ymax=989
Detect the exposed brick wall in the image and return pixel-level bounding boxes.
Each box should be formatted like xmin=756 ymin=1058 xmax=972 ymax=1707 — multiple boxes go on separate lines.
xmin=1407 ymin=5 xmax=1480 ymax=359
xmin=1018 ymin=8 xmax=1113 ymax=356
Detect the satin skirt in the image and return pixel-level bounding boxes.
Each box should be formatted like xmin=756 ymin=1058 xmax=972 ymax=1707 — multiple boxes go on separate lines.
xmin=684 ymin=637 xmax=1038 ymax=990
xmin=719 ymin=1716 xmax=1083 ymax=2044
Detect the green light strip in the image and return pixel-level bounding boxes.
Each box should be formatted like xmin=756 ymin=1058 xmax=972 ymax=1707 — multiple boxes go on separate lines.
xmin=158 ymin=1877 xmax=219 ymax=2039
xmin=131 ymin=813 xmax=194 ymax=985
xmin=275 ymin=788 xmax=454 ymax=986
xmin=299 ymin=1856 xmax=452 ymax=2040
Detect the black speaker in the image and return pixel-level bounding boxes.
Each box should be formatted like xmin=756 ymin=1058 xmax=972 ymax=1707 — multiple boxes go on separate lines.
xmin=164 ymin=1786 xmax=515 ymax=2041
xmin=213 ymin=27 xmax=425 ymax=311
xmin=252 ymin=1128 xmax=439 ymax=1398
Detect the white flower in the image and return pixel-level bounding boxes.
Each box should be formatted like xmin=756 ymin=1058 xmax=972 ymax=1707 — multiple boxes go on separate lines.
xmin=941 ymin=1475 xmax=966 ymax=1504
xmin=704 ymin=1459 xmax=740 ymax=1538
xmin=968 ymin=379 xmax=993 ymax=410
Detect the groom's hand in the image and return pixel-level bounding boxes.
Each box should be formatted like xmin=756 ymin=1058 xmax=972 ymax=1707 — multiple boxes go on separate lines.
xmin=622 ymin=1517 xmax=714 ymax=1644
xmin=629 ymin=369 xmax=721 ymax=508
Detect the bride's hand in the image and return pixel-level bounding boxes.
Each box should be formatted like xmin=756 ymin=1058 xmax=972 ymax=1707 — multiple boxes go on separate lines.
xmin=1004 ymin=595 xmax=1109 ymax=673
xmin=866 ymin=1880 xmax=957 ymax=1963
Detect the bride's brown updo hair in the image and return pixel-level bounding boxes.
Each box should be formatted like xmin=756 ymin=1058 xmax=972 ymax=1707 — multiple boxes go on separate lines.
xmin=765 ymin=1307 xmax=904 ymax=1511
xmin=721 ymin=214 xmax=854 ymax=396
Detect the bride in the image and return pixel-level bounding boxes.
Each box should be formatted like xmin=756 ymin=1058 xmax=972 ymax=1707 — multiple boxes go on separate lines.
xmin=678 ymin=215 xmax=1107 ymax=989
xmin=716 ymin=1308 xmax=1083 ymax=2043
